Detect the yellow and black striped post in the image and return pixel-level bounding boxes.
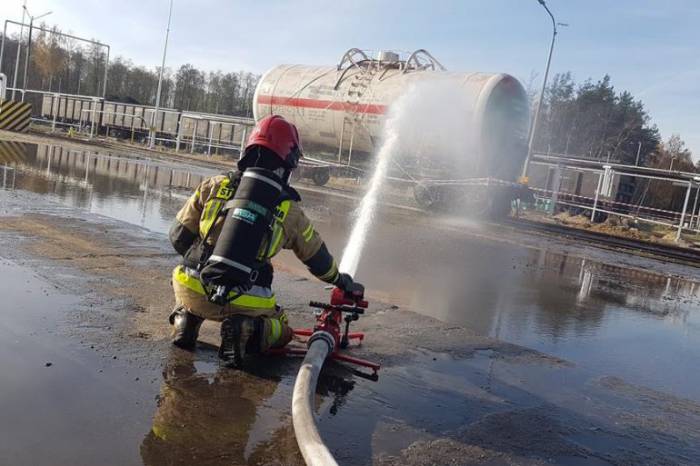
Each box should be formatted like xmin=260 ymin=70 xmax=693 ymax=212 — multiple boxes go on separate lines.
xmin=0 ymin=99 xmax=32 ymax=132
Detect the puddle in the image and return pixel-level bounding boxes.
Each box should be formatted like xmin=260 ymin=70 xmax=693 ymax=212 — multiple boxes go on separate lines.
xmin=0 ymin=258 xmax=157 ymax=465
xmin=3 ymin=140 xmax=699 ymax=401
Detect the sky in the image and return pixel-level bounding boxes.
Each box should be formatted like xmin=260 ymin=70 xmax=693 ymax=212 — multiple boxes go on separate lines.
xmin=1 ymin=0 xmax=698 ymax=158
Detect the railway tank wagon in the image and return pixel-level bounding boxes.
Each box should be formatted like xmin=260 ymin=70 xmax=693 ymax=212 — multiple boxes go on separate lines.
xmin=253 ymin=49 xmax=531 ymax=214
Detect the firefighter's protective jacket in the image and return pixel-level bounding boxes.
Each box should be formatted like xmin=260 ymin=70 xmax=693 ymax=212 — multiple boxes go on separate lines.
xmin=169 ymin=172 xmax=339 ymax=312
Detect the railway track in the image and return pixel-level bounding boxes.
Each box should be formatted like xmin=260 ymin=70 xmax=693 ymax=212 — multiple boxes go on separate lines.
xmin=504 ymin=218 xmax=700 ymax=265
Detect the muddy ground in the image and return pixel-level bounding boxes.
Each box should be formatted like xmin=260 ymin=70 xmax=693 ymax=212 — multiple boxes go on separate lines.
xmin=2 ymin=133 xmax=700 ymax=465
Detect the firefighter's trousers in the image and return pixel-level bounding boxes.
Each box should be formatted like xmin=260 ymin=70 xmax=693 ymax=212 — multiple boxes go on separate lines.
xmin=172 ymin=265 xmax=293 ymax=350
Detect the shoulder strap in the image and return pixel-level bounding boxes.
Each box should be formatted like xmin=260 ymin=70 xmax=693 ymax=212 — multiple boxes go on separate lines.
xmin=200 ymin=171 xmax=241 ymax=247
xmin=280 ymin=185 xmax=302 ymax=202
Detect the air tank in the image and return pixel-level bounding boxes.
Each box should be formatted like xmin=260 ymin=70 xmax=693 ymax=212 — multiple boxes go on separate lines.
xmin=253 ymin=48 xmax=530 ymax=181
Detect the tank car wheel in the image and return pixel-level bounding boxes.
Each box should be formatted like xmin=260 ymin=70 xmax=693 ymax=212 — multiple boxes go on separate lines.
xmin=414 ymin=183 xmax=440 ymax=210
xmin=311 ymin=167 xmax=331 ymax=186
xmin=485 ymin=190 xmax=514 ymax=221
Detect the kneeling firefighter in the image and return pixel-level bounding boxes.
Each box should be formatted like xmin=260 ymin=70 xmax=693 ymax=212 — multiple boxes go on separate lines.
xmin=168 ymin=115 xmax=361 ymax=367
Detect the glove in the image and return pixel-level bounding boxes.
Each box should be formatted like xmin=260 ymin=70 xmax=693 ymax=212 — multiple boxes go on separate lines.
xmin=335 ymin=273 xmax=365 ymax=298
xmin=334 ymin=272 xmax=353 ymax=291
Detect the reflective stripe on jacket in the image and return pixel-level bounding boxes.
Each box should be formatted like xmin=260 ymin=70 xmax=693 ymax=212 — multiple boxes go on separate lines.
xmin=172 ymin=265 xmax=276 ymax=310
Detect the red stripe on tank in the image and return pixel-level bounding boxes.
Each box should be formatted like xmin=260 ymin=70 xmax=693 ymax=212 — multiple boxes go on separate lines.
xmin=256 ymin=95 xmax=387 ymax=115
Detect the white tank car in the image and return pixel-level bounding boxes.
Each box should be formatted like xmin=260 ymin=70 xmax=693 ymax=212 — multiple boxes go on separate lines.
xmin=253 ymin=49 xmax=530 ymax=183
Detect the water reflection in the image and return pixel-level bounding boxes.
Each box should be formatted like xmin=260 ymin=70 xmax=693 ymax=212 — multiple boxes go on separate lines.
xmin=141 ymin=348 xmax=359 ymax=466
xmin=1 ymin=165 xmax=16 ymax=190
xmin=522 ymin=249 xmax=698 ymax=336
xmin=140 ymin=348 xmax=299 ymax=466
xmin=2 ymin=141 xmax=214 ymax=232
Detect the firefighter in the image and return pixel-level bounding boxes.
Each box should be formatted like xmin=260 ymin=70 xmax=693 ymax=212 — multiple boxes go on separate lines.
xmin=168 ymin=114 xmax=360 ymax=366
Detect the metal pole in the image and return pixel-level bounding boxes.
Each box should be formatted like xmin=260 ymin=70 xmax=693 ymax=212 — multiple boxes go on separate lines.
xmin=239 ymin=126 xmax=247 ymax=158
xmin=191 ymin=119 xmax=197 ymax=153
xmin=207 ymin=121 xmax=215 ymax=156
xmin=690 ymin=184 xmax=699 ymax=230
xmin=51 ymin=93 xmax=57 ymax=132
xmin=549 ymin=164 xmax=562 ymax=214
xmin=521 ymin=0 xmax=558 ymax=179
xmin=11 ymin=2 xmax=27 ymax=100
xmin=337 ymin=119 xmax=345 ymax=163
xmin=669 ymin=156 xmax=676 ymax=172
xmin=591 ymin=171 xmax=603 ymax=222
xmin=150 ymin=0 xmax=174 ymax=149
xmin=18 ymin=9 xmax=51 ymax=102
xmin=676 ymin=182 xmax=692 ymax=242
xmin=21 ymin=18 xmax=33 ymax=102
xmin=102 ymin=45 xmax=110 ymax=98
xmin=175 ymin=117 xmax=182 ymax=152
xmin=90 ymin=99 xmax=97 ymax=138
xmin=347 ymin=125 xmax=356 ymax=168
xmin=0 ymin=21 xmax=7 ymax=74
xmin=635 ymin=141 xmax=642 ymax=166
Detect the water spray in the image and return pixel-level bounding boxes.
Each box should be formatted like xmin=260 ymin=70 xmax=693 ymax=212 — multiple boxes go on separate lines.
xmin=289 ymin=84 xmax=427 ymax=465
xmin=339 ymin=131 xmax=399 ymax=276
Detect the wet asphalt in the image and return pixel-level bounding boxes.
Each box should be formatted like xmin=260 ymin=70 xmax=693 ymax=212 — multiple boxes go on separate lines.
xmin=1 ymin=138 xmax=700 ymax=465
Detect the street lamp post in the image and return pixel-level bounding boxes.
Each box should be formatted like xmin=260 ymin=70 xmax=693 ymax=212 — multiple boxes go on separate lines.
xmin=21 ymin=6 xmax=52 ymax=102
xmin=10 ymin=0 xmax=27 ymax=100
xmin=521 ymin=0 xmax=561 ymax=180
xmin=150 ymin=0 xmax=174 ymax=149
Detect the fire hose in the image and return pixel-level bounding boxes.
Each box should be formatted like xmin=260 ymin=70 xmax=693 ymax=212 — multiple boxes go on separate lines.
xmin=292 ymin=336 xmax=337 ymax=466
xmin=284 ymin=287 xmax=380 ymax=466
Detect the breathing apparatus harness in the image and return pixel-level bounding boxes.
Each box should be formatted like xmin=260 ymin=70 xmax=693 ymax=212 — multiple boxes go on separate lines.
xmin=190 ymin=167 xmax=295 ymax=306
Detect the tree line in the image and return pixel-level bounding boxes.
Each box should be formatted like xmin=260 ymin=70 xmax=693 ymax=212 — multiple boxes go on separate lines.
xmin=531 ymin=72 xmax=697 ymax=171
xmin=0 ymin=25 xmax=259 ymax=117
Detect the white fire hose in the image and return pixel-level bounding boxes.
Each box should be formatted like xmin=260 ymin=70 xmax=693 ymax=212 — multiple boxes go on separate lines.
xmin=292 ymin=332 xmax=339 ymax=466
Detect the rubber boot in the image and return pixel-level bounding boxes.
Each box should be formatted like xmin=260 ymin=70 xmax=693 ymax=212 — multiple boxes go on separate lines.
xmin=219 ymin=315 xmax=263 ymax=368
xmin=169 ymin=306 xmax=204 ymax=350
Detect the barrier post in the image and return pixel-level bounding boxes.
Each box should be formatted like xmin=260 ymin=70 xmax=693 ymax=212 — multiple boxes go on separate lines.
xmin=51 ymin=93 xmax=58 ymax=132
xmin=591 ymin=172 xmax=603 ymax=222
xmin=676 ymin=182 xmax=692 ymax=242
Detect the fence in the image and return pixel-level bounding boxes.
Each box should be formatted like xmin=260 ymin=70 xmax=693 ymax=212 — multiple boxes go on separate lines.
xmin=529 ymin=159 xmax=700 ymax=241
xmin=26 ymin=91 xmax=256 ymax=156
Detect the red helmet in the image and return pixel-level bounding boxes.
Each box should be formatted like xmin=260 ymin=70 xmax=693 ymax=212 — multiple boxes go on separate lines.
xmin=241 ymin=115 xmax=302 ymax=169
